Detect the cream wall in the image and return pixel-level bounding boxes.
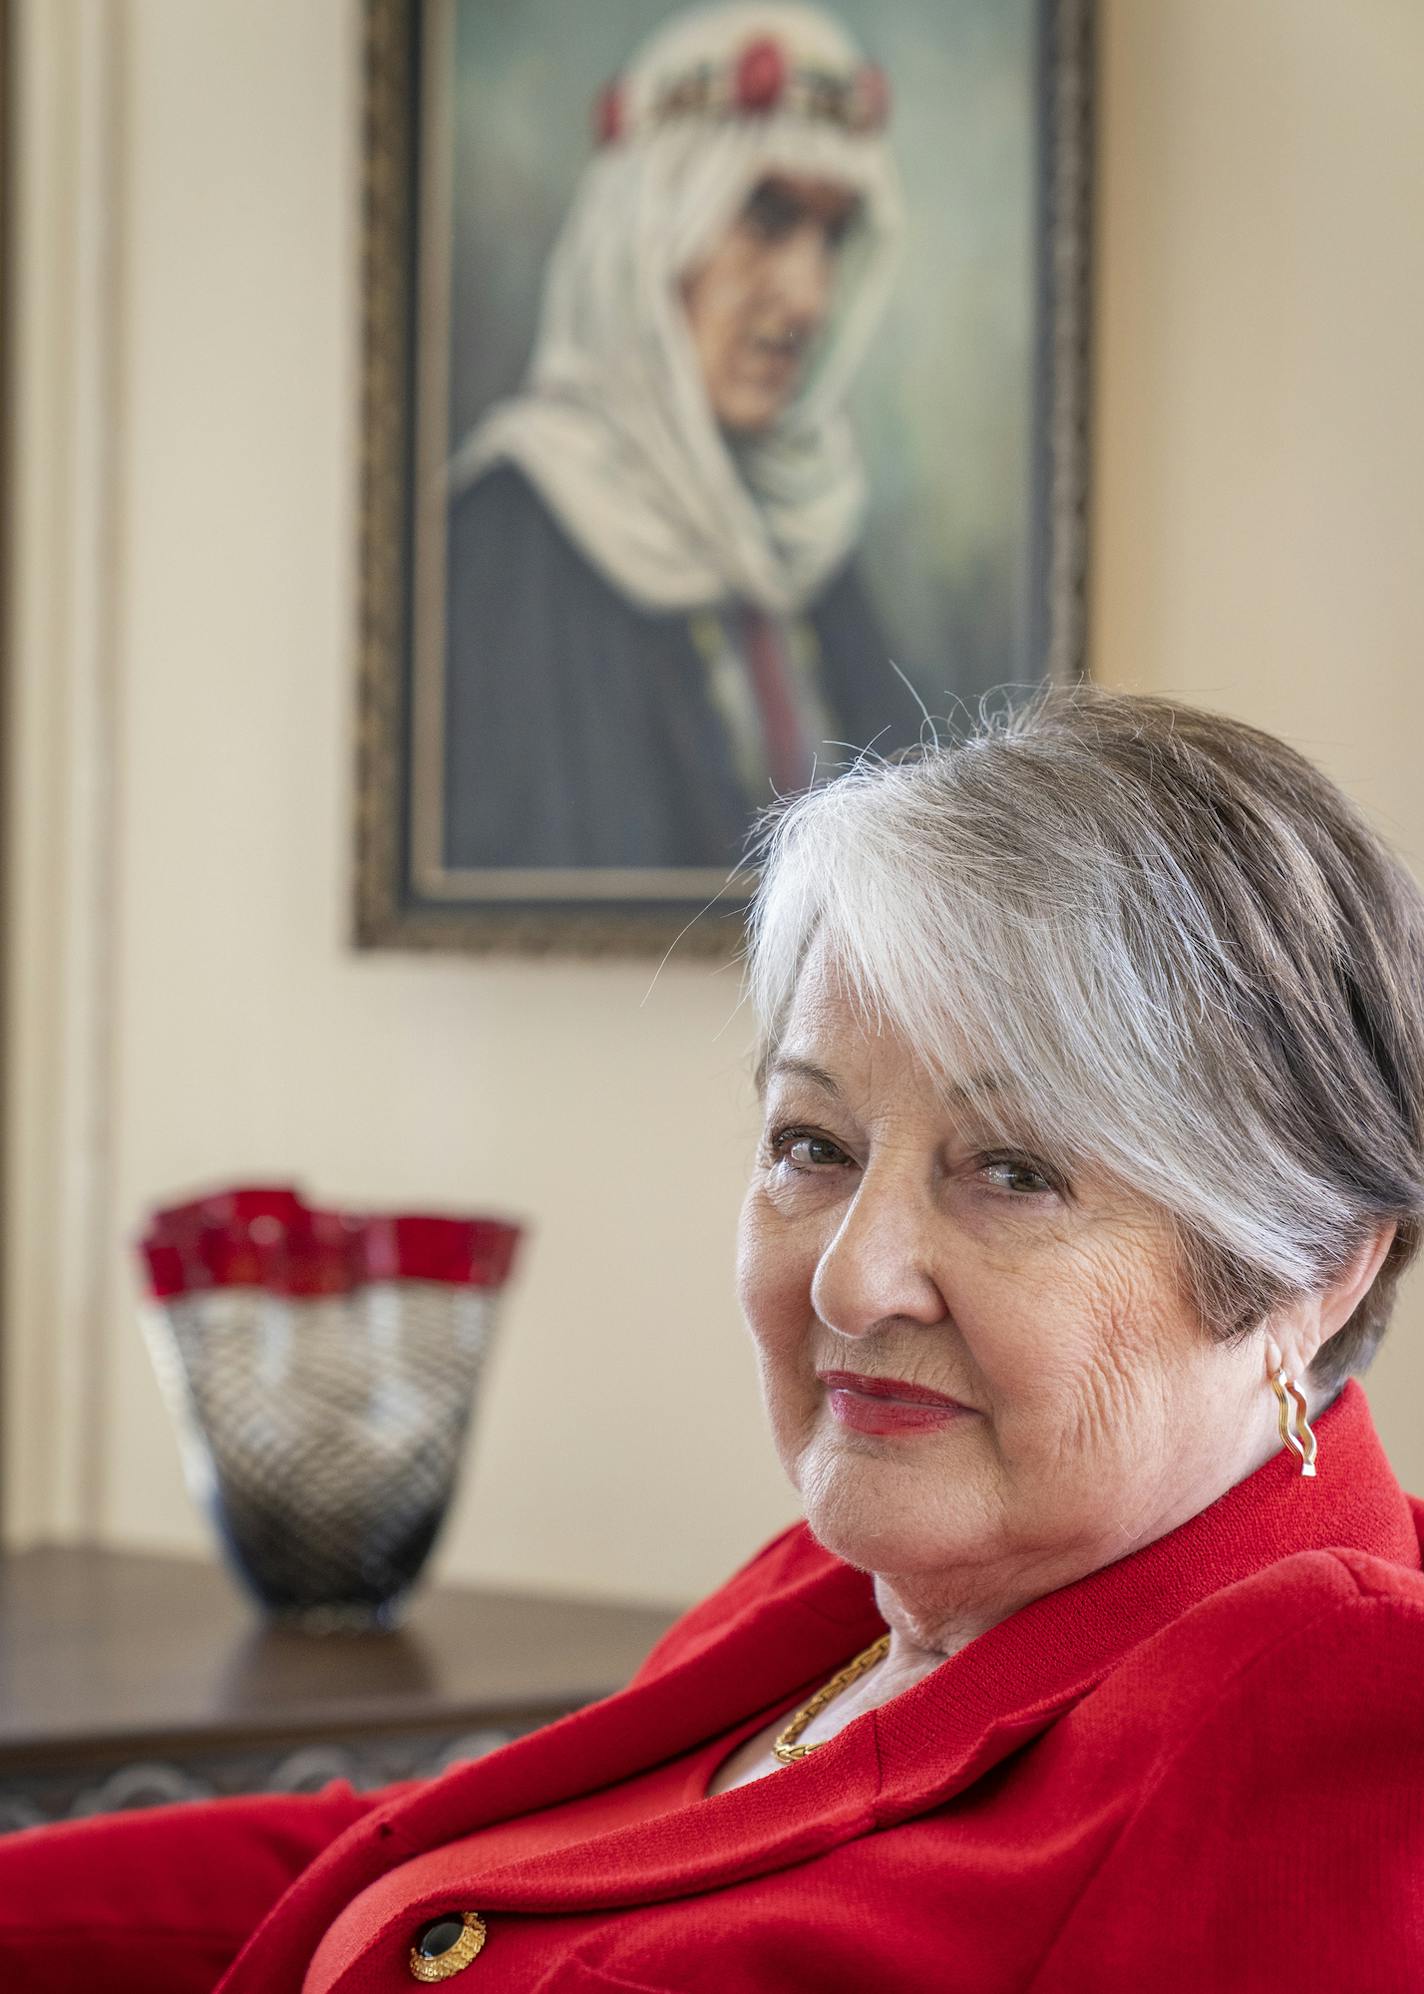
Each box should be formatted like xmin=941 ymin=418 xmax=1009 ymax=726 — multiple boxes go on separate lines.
xmin=1091 ymin=0 xmax=1424 ymax=1478
xmin=3 ymin=0 xmax=796 ymax=1603
xmin=5 ymin=0 xmax=1423 ymax=1599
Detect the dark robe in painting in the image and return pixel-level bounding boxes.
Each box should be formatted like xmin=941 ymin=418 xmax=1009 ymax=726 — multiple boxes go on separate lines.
xmin=442 ymin=464 xmax=920 ymax=874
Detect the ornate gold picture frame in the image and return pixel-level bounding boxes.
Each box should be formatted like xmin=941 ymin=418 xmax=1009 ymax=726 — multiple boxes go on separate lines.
xmin=356 ymin=0 xmax=1093 ymax=955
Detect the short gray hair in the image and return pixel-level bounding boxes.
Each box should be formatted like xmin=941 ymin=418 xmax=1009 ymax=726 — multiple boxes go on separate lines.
xmin=745 ymin=690 xmax=1424 ymax=1392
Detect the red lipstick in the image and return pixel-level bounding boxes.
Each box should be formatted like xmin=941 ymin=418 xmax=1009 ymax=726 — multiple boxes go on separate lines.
xmin=818 ymin=1371 xmax=974 ymax=1437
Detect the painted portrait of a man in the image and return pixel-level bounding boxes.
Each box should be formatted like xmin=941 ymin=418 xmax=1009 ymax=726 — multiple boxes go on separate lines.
xmin=360 ymin=0 xmax=1089 ymax=946
xmin=442 ymin=3 xmax=921 ymax=875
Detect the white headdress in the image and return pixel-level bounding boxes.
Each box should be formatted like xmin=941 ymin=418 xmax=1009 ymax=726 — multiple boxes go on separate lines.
xmin=449 ymin=2 xmax=902 ymax=617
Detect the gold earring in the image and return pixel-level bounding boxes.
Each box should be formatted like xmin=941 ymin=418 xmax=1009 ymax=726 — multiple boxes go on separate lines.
xmin=1270 ymin=1370 xmax=1318 ymax=1477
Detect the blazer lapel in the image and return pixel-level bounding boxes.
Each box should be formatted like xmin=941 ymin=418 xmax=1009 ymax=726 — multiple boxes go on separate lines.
xmin=388 ymin=1554 xmax=881 ymax=1847
xmin=217 ymin=1553 xmax=884 ymax=1991
xmin=400 ymin=1716 xmax=884 ymax=1916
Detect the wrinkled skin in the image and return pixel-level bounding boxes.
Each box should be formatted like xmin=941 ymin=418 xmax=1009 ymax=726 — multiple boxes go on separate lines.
xmin=710 ymin=941 xmax=1391 ymax=1794
xmin=680 ymin=173 xmax=862 ymax=434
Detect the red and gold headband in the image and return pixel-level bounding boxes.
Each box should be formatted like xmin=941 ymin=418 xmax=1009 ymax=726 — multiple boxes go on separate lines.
xmin=595 ymin=37 xmax=891 ymax=147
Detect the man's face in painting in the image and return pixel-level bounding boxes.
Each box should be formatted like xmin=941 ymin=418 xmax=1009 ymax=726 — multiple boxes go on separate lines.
xmin=680 ymin=173 xmax=862 ymax=435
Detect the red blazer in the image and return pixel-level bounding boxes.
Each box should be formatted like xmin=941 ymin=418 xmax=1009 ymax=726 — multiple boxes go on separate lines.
xmin=5 ymin=1381 xmax=1424 ymax=1993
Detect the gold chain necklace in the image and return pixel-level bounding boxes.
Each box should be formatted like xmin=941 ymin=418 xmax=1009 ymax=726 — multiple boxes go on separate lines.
xmin=772 ymin=1633 xmax=891 ymax=1766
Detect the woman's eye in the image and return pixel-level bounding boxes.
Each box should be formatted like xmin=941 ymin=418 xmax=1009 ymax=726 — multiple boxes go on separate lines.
xmin=978 ymin=1155 xmax=1056 ymax=1197
xmin=768 ymin=1128 xmax=852 ymax=1172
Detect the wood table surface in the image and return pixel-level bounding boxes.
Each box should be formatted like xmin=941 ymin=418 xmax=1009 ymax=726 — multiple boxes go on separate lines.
xmin=0 ymin=1545 xmax=682 ymax=1780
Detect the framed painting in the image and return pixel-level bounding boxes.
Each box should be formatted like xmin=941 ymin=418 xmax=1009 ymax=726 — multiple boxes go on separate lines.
xmin=356 ymin=0 xmax=1093 ymax=954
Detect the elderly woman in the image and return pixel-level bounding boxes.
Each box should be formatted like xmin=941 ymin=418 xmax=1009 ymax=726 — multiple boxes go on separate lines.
xmin=5 ymin=690 xmax=1424 ymax=1993
xmin=442 ymin=2 xmax=921 ymax=871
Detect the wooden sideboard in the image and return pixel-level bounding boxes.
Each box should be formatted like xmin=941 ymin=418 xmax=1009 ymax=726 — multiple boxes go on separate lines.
xmin=0 ymin=1545 xmax=681 ymax=1832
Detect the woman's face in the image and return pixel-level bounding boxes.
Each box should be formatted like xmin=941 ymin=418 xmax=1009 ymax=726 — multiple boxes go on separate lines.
xmin=680 ymin=173 xmax=861 ymax=435
xmin=739 ymin=944 xmax=1283 ymax=1600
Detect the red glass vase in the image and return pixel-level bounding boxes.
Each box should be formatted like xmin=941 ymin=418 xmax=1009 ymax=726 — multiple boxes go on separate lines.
xmin=138 ymin=1186 xmax=522 ymax=1630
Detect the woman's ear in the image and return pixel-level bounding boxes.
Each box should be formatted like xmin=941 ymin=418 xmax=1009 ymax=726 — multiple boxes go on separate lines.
xmin=1265 ymin=1221 xmax=1397 ymax=1382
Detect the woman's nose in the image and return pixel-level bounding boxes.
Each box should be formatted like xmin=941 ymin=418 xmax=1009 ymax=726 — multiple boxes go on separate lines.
xmin=809 ymin=1175 xmax=948 ymax=1339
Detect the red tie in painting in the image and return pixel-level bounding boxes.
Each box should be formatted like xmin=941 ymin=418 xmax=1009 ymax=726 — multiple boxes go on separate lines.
xmin=740 ymin=605 xmax=815 ymax=794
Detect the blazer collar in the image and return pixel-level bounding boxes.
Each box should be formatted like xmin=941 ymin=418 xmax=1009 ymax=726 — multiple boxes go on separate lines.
xmin=218 ymin=1382 xmax=1417 ymax=1986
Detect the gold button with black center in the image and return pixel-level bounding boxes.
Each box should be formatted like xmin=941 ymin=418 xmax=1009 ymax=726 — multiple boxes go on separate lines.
xmin=409 ymin=1911 xmax=487 ymax=1981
